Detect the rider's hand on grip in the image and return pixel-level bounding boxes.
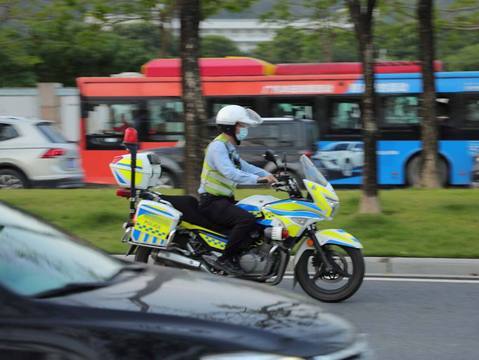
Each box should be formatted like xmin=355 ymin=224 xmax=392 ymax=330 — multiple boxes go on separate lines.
xmin=257 ymin=174 xmax=278 ymax=184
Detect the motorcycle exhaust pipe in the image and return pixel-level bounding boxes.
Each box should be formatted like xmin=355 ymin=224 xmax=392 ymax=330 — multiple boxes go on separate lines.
xmin=155 ymin=251 xmax=202 ymax=269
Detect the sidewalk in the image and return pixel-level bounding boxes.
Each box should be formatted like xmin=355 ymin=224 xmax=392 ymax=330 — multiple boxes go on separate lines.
xmin=117 ymin=254 xmax=479 ymax=278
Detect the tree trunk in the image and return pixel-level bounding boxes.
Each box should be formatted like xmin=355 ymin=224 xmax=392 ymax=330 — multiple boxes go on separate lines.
xmin=348 ymin=0 xmax=381 ymax=214
xmin=417 ymin=0 xmax=440 ymax=188
xmin=179 ymin=0 xmax=208 ymax=195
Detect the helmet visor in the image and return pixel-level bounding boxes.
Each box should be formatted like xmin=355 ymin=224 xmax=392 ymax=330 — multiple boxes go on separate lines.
xmin=242 ymin=108 xmax=263 ymax=127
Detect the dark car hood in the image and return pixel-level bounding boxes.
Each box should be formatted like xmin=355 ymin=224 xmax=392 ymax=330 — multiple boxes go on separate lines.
xmin=51 ymin=266 xmax=358 ymax=357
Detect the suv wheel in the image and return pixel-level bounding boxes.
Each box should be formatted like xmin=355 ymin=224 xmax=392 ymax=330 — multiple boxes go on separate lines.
xmin=342 ymin=160 xmax=353 ymax=177
xmin=158 ymin=170 xmax=177 ymax=188
xmin=0 ymin=169 xmax=28 ymax=189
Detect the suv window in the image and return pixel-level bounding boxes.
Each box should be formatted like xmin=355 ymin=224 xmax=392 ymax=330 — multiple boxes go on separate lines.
xmin=0 ymin=124 xmax=18 ymax=141
xmin=334 ymin=143 xmax=349 ymax=151
xmin=36 ymin=123 xmax=66 ymax=143
xmin=243 ymin=123 xmax=295 ymax=148
xmin=208 ymin=98 xmax=256 ymax=118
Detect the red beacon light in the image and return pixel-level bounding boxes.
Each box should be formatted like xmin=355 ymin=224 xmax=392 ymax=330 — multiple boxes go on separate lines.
xmin=116 ymin=188 xmax=131 ymax=198
xmin=123 ymin=127 xmax=138 ymax=145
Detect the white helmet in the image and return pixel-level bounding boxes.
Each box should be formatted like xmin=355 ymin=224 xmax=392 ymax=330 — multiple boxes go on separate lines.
xmin=216 ymin=105 xmax=263 ymax=127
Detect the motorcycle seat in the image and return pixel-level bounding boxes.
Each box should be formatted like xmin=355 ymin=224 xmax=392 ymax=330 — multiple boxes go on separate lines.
xmin=160 ymin=195 xmax=230 ymax=235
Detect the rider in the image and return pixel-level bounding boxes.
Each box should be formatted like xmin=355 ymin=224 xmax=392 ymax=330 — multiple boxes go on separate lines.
xmin=199 ymin=105 xmax=277 ymax=274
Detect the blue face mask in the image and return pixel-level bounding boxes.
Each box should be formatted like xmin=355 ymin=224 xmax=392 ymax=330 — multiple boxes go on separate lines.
xmin=236 ymin=127 xmax=248 ymax=141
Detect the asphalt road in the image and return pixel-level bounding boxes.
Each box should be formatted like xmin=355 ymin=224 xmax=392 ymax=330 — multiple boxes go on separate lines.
xmin=278 ymin=276 xmax=479 ymax=360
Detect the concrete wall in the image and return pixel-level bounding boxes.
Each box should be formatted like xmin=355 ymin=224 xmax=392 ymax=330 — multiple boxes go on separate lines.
xmin=0 ymin=84 xmax=80 ymax=141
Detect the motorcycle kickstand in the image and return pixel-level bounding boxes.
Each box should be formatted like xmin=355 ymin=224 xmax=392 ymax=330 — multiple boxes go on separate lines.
xmin=126 ymin=244 xmax=137 ymax=256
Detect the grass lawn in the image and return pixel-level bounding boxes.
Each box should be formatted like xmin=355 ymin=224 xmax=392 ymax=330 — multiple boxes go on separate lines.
xmin=1 ymin=188 xmax=479 ymax=258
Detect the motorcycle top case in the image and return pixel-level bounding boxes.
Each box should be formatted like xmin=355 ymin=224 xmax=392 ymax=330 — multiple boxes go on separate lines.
xmin=109 ymin=153 xmax=162 ymax=190
xmin=131 ymin=200 xmax=182 ymax=248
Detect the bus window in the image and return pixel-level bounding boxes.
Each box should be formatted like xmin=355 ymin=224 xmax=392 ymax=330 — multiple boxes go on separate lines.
xmin=330 ymin=101 xmax=361 ymax=129
xmin=85 ymin=102 xmax=140 ymax=149
xmin=270 ymin=101 xmax=313 ymax=119
xmin=146 ymin=99 xmax=184 ymax=141
xmin=465 ymin=98 xmax=479 ymax=126
xmin=383 ymin=96 xmax=420 ymax=125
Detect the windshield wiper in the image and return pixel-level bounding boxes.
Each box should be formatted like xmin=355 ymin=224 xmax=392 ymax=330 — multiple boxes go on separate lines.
xmin=33 ymin=265 xmax=146 ymax=299
xmin=34 ymin=282 xmax=109 ymax=299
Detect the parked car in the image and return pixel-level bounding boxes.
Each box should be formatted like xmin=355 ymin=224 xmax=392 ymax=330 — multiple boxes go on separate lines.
xmin=149 ymin=118 xmax=318 ymax=188
xmin=0 ymin=201 xmax=371 ymax=360
xmin=0 ymin=116 xmax=84 ymax=188
xmin=313 ymin=141 xmax=364 ymax=178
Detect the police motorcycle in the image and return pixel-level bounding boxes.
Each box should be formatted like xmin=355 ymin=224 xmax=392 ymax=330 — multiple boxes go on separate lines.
xmin=111 ymin=128 xmax=364 ymax=302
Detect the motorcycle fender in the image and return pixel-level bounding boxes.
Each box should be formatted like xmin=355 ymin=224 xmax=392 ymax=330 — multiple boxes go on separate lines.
xmin=294 ymin=229 xmax=363 ymax=268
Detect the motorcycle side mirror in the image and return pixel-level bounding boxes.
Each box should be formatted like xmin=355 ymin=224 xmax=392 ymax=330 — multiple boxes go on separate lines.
xmin=264 ymin=150 xmax=278 ymax=165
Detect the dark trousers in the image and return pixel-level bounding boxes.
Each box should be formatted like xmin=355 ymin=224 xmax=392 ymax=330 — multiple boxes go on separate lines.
xmin=199 ymin=195 xmax=257 ymax=258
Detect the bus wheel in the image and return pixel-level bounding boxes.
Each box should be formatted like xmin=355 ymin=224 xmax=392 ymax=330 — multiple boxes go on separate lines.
xmin=406 ymin=156 xmax=448 ymax=187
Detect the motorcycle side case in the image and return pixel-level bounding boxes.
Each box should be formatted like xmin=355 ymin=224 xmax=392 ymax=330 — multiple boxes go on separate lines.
xmin=131 ymin=200 xmax=182 ymax=248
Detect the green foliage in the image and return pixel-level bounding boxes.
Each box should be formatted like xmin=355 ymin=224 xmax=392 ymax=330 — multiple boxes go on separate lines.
xmin=202 ymin=0 xmax=257 ymax=18
xmin=0 ymin=28 xmax=39 ymax=86
xmin=0 ymin=0 xmax=258 ymax=86
xmin=253 ymin=0 xmax=479 ymax=71
xmin=443 ymin=44 xmax=479 ymax=71
xmin=201 ymin=35 xmax=243 ymax=57
xmin=252 ymin=26 xmax=357 ymax=63
xmin=29 ymin=22 xmax=153 ymax=85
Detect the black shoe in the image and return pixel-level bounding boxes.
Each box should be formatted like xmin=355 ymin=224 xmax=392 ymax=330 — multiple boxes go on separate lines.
xmin=216 ymin=256 xmax=243 ymax=275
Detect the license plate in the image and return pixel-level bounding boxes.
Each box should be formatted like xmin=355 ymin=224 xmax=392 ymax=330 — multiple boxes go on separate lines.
xmin=66 ymin=159 xmax=76 ymax=169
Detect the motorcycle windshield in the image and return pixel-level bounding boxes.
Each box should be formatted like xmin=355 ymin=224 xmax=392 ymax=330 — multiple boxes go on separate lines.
xmin=300 ymin=154 xmax=329 ymax=187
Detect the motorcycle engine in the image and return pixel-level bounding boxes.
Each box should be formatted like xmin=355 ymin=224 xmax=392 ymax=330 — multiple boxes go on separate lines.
xmin=238 ymin=243 xmax=273 ymax=275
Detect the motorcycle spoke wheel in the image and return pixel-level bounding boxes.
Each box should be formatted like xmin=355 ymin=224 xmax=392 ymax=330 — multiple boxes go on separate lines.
xmin=295 ymin=245 xmax=365 ymax=302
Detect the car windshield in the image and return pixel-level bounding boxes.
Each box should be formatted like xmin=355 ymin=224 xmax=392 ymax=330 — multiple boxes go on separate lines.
xmin=300 ymin=154 xmax=329 ymax=187
xmin=0 ymin=203 xmax=124 ymax=297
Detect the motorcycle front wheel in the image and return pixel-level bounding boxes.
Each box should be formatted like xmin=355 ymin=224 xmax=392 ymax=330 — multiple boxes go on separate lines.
xmin=134 ymin=246 xmax=152 ymax=263
xmin=295 ymin=246 xmax=364 ymax=302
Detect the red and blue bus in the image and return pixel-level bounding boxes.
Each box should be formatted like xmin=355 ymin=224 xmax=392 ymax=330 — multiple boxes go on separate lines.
xmin=77 ymin=57 xmax=479 ymax=186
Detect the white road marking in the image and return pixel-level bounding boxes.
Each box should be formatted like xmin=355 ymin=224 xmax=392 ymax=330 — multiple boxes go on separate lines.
xmin=281 ymin=275 xmax=479 ymax=284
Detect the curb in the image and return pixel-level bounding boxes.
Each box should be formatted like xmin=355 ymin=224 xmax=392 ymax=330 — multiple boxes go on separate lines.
xmin=115 ymin=255 xmax=479 ymax=278
xmin=363 ymin=257 xmax=479 ymax=277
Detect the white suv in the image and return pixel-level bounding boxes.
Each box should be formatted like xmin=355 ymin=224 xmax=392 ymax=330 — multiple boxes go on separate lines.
xmin=0 ymin=116 xmax=84 ymax=188
xmin=313 ymin=141 xmax=364 ymax=177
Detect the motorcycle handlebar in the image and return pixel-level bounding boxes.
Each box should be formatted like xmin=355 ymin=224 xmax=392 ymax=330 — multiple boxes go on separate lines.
xmin=257 ymin=178 xmax=269 ymax=184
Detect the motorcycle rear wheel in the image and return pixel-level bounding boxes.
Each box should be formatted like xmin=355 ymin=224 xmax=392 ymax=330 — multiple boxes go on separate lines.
xmin=134 ymin=246 xmax=152 ymax=263
xmin=295 ymin=246 xmax=364 ymax=302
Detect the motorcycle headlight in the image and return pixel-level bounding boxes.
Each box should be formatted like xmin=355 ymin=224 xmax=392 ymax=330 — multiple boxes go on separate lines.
xmin=326 ymin=198 xmax=339 ymax=218
xmin=291 ymin=217 xmax=310 ymax=226
xmin=201 ymin=353 xmax=303 ymax=360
